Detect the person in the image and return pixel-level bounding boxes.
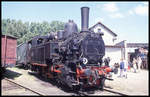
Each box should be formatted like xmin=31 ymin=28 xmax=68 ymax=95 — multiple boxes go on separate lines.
xmin=137 ymin=56 xmax=142 ymax=73
xmin=123 ymin=59 xmax=128 ymax=78
xmin=140 ymin=53 xmax=145 ymax=69
xmin=132 ymin=57 xmax=137 ymax=73
xmin=127 ymin=61 xmax=132 ymax=72
xmin=104 ymin=57 xmax=110 ymax=67
xmin=118 ymin=59 xmax=124 ymax=77
xmin=113 ymin=63 xmax=119 ymax=74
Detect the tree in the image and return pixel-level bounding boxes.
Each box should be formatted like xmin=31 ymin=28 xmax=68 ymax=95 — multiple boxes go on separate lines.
xmin=1 ymin=19 xmax=65 ymax=45
xmin=40 ymin=21 xmax=51 ymax=35
xmin=50 ymin=21 xmax=65 ymax=33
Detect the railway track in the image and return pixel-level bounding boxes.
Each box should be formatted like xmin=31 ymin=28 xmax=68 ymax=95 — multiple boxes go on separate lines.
xmin=73 ymin=87 xmax=129 ymax=96
xmin=3 ymin=78 xmax=44 ymax=96
xmin=3 ymin=77 xmax=87 ymax=96
xmin=103 ymin=88 xmax=128 ymax=96
xmin=3 ymin=78 xmax=128 ymax=96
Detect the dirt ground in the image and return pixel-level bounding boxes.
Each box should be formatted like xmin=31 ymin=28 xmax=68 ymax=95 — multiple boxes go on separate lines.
xmin=2 ymin=79 xmax=38 ymax=96
xmin=2 ymin=67 xmax=72 ymax=96
xmin=1 ymin=67 xmax=149 ymax=96
xmin=104 ymin=68 xmax=149 ymax=96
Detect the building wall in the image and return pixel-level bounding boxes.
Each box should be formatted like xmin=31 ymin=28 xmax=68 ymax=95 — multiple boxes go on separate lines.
xmin=104 ymin=47 xmax=122 ymax=66
xmin=127 ymin=47 xmax=137 ymax=53
xmin=92 ymin=25 xmax=117 ymax=45
xmin=90 ymin=23 xmax=126 ymax=65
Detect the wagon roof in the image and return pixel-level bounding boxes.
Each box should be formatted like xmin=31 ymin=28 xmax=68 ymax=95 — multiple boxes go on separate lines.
xmin=2 ymin=34 xmax=18 ymax=39
xmin=27 ymin=35 xmax=49 ymax=42
xmin=17 ymin=42 xmax=27 ymax=47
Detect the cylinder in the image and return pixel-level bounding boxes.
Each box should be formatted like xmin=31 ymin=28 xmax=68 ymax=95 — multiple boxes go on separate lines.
xmin=81 ymin=7 xmax=89 ymax=32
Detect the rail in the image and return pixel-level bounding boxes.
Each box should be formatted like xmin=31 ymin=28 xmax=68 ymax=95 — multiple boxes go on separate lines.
xmin=4 ymin=78 xmax=44 ymax=96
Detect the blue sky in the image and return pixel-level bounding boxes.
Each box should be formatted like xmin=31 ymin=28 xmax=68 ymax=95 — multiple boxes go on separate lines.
xmin=2 ymin=1 xmax=149 ymax=43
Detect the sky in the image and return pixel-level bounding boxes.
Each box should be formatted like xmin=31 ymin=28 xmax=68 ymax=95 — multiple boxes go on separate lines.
xmin=2 ymin=1 xmax=149 ymax=43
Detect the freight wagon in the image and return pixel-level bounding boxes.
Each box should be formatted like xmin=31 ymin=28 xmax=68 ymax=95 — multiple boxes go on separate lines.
xmin=16 ymin=35 xmax=42 ymax=69
xmin=1 ymin=35 xmax=17 ymax=72
xmin=16 ymin=42 xmax=29 ymax=69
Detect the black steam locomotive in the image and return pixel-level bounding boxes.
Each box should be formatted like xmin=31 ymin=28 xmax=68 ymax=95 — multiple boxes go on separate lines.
xmin=17 ymin=7 xmax=115 ymax=91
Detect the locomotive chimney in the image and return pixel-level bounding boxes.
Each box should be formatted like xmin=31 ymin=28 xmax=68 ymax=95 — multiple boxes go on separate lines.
xmin=81 ymin=7 xmax=89 ymax=32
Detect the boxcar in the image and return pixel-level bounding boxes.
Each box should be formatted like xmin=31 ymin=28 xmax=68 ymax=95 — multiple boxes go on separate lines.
xmin=1 ymin=35 xmax=17 ymax=71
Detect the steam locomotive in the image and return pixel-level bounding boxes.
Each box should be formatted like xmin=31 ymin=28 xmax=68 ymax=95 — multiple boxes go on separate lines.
xmin=17 ymin=7 xmax=116 ymax=91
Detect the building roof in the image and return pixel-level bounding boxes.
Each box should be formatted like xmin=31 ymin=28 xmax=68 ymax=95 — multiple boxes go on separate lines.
xmin=89 ymin=21 xmax=117 ymax=37
xmin=127 ymin=43 xmax=148 ymax=48
xmin=115 ymin=40 xmax=126 ymax=47
xmin=105 ymin=45 xmax=122 ymax=48
xmin=115 ymin=41 xmax=148 ymax=48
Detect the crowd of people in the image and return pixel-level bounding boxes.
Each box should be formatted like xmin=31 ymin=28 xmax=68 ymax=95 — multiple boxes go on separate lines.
xmin=118 ymin=56 xmax=143 ymax=79
xmin=103 ymin=56 xmax=144 ymax=79
xmin=132 ymin=56 xmax=143 ymax=73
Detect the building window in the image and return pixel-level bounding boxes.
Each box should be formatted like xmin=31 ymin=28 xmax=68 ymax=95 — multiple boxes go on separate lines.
xmin=97 ymin=28 xmax=104 ymax=35
xmin=113 ymin=37 xmax=117 ymax=43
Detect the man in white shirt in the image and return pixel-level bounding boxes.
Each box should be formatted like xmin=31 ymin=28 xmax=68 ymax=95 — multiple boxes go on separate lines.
xmin=137 ymin=56 xmax=142 ymax=73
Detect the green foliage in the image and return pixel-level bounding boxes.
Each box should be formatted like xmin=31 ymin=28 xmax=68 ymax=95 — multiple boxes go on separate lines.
xmin=1 ymin=19 xmax=65 ymax=45
xmin=50 ymin=21 xmax=65 ymax=33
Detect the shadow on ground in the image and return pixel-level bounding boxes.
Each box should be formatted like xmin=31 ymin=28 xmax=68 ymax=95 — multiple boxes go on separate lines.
xmin=2 ymin=68 xmax=22 ymax=80
xmin=27 ymin=71 xmax=105 ymax=95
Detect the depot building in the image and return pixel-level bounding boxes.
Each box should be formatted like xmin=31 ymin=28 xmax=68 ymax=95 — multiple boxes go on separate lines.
xmin=89 ymin=21 xmax=148 ymax=66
